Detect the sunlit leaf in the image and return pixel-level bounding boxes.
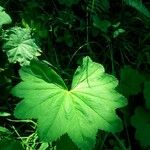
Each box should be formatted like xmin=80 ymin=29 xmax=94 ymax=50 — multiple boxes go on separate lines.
xmin=2 ymin=27 xmax=41 ymax=66
xmin=0 ymin=6 xmax=11 ymax=27
xmin=12 ymin=56 xmax=127 ymax=150
xmin=38 ymin=142 xmax=49 ymax=150
xmin=0 ymin=126 xmax=11 ymax=134
xmin=0 ymin=112 xmax=11 ymax=117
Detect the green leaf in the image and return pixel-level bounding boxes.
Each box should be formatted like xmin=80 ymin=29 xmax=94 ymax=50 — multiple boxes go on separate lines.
xmin=123 ymin=0 xmax=150 ymax=18
xmin=38 ymin=143 xmax=49 ymax=150
xmin=57 ymin=0 xmax=80 ymax=7
xmin=2 ymin=27 xmax=41 ymax=66
xmin=88 ymin=0 xmax=110 ymax=14
xmin=0 ymin=6 xmax=12 ymax=27
xmin=26 ymin=59 xmax=67 ymax=88
xmin=144 ymin=81 xmax=150 ymax=109
xmin=0 ymin=111 xmax=11 ymax=117
xmin=57 ymin=134 xmax=79 ymax=150
xmin=113 ymin=29 xmax=125 ymax=38
xmin=118 ymin=66 xmax=145 ymax=97
xmin=131 ymin=107 xmax=150 ymax=147
xmin=93 ymin=15 xmax=111 ymax=33
xmin=0 ymin=138 xmax=23 ymax=150
xmin=0 ymin=126 xmax=11 ymax=134
xmin=12 ymin=56 xmax=127 ymax=150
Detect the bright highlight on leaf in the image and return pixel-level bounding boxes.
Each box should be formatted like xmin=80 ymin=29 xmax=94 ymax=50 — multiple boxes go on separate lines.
xmin=12 ymin=56 xmax=127 ymax=150
xmin=0 ymin=6 xmax=12 ymax=27
xmin=2 ymin=27 xmax=41 ymax=66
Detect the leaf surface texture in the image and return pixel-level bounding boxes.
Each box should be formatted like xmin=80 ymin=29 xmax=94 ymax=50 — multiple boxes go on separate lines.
xmin=12 ymin=56 xmax=127 ymax=150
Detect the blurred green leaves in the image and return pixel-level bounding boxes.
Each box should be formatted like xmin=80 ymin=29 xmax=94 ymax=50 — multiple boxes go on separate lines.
xmin=123 ymin=0 xmax=150 ymax=18
xmin=144 ymin=81 xmax=150 ymax=109
xmin=0 ymin=6 xmax=11 ymax=28
xmin=88 ymin=0 xmax=110 ymax=14
xmin=93 ymin=15 xmax=111 ymax=33
xmin=57 ymin=0 xmax=80 ymax=7
xmin=119 ymin=66 xmax=145 ymax=97
xmin=131 ymin=107 xmax=150 ymax=147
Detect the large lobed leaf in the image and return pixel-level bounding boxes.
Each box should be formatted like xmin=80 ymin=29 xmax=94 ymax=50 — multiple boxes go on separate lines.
xmin=2 ymin=27 xmax=41 ymax=66
xmin=12 ymin=56 xmax=127 ymax=150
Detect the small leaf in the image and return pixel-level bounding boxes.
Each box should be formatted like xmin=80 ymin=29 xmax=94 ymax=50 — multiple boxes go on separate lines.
xmin=118 ymin=66 xmax=145 ymax=97
xmin=113 ymin=29 xmax=125 ymax=38
xmin=144 ymin=81 xmax=150 ymax=109
xmin=2 ymin=27 xmax=41 ymax=66
xmin=0 ymin=126 xmax=11 ymax=134
xmin=131 ymin=107 xmax=150 ymax=147
xmin=0 ymin=6 xmax=12 ymax=27
xmin=12 ymin=56 xmax=127 ymax=150
xmin=0 ymin=112 xmax=11 ymax=117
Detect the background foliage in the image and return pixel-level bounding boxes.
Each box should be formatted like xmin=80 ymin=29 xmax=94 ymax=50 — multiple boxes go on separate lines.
xmin=0 ymin=0 xmax=150 ymax=150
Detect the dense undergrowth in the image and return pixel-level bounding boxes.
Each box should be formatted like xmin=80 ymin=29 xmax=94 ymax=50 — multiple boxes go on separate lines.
xmin=0 ymin=0 xmax=150 ymax=150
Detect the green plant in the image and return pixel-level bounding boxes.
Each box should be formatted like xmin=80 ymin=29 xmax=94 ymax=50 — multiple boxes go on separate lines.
xmin=0 ymin=6 xmax=11 ymax=28
xmin=131 ymin=107 xmax=150 ymax=148
xmin=123 ymin=0 xmax=150 ymax=18
xmin=2 ymin=27 xmax=41 ymax=66
xmin=12 ymin=56 xmax=127 ymax=150
xmin=1 ymin=0 xmax=150 ymax=149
